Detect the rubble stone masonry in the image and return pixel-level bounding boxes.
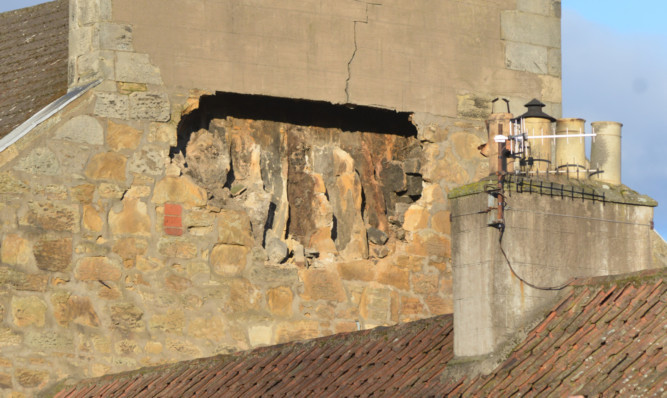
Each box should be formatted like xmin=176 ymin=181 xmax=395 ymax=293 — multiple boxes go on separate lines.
xmin=0 ymin=0 xmax=564 ymax=394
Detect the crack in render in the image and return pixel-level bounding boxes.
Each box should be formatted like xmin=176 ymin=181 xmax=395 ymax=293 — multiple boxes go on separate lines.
xmin=345 ymin=2 xmax=381 ymax=104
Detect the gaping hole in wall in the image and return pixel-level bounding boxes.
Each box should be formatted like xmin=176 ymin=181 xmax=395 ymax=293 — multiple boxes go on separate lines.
xmin=173 ymin=91 xmax=422 ymax=263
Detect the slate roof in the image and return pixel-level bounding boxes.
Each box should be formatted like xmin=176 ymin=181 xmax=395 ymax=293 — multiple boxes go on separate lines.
xmin=0 ymin=0 xmax=68 ymax=139
xmin=45 ymin=269 xmax=666 ymax=397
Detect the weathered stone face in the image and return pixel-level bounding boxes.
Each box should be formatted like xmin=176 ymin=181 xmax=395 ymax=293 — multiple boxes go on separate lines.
xmin=85 ymin=152 xmax=128 ymax=182
xmin=185 ymin=128 xmax=230 ymax=188
xmin=34 ymin=236 xmax=72 ymax=272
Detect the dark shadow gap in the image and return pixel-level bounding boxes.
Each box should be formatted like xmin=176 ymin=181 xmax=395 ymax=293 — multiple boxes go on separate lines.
xmin=174 ymin=91 xmax=416 ymax=157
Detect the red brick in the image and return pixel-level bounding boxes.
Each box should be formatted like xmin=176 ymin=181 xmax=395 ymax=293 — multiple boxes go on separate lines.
xmin=163 ymin=215 xmax=182 ymax=228
xmin=164 ymin=227 xmax=183 ymax=236
xmin=164 ymin=203 xmax=182 ymax=216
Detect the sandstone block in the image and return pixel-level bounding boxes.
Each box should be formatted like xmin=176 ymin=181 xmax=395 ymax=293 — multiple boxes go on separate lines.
xmin=11 ymin=296 xmax=47 ymax=327
xmin=85 ymin=152 xmax=127 ymax=182
xmin=115 ymin=339 xmax=140 ymax=355
xmin=15 ymin=368 xmax=48 ymax=388
xmin=456 ymin=93 xmax=493 ymax=120
xmin=130 ymin=92 xmax=170 ymax=121
xmin=158 ymin=239 xmax=198 ymax=259
xmin=185 ymin=129 xmax=230 ymax=187
xmin=188 ymin=317 xmax=226 ymax=342
xmin=0 ymin=267 xmax=48 ymax=292
xmin=125 ymin=185 xmax=151 ymax=199
xmin=0 ymin=327 xmax=22 ymax=347
xmin=403 ymin=204 xmax=429 ymax=231
xmin=149 ymin=122 xmax=178 ymax=146
xmin=145 ymin=341 xmax=163 ymax=354
xmin=376 ymin=262 xmax=410 ymax=291
xmin=299 ymin=268 xmax=347 ymax=302
xmin=249 ymin=325 xmax=273 ymax=347
xmin=265 ymin=236 xmax=288 ymax=263
xmin=0 ymin=172 xmax=28 ymax=195
xmin=548 ymin=47 xmax=561 ymax=77
xmin=107 ymin=121 xmax=142 ymax=151
xmin=502 ymin=10 xmax=561 ymax=47
xmin=411 ymin=230 xmax=451 ymax=259
xmin=395 ymin=255 xmax=425 ymax=272
xmin=21 ymin=202 xmax=80 ymax=232
xmin=400 ymin=296 xmax=425 ymax=317
xmin=127 ymin=147 xmax=165 ymax=177
xmin=152 ymin=176 xmax=207 ymax=208
xmin=380 ymin=161 xmax=406 ymax=193
xmin=1 ymin=234 xmax=31 ymax=265
xmin=94 ymin=91 xmax=129 ymax=119
xmin=99 ymin=23 xmax=133 ymax=51
xmin=83 ymin=204 xmax=104 ymax=232
xmin=217 ymin=210 xmax=254 ymax=246
xmin=149 ymin=309 xmax=185 ymax=334
xmin=52 ymin=293 xmax=100 ymax=327
xmin=71 ymin=184 xmax=95 ymax=203
xmin=425 ymin=295 xmax=453 ymax=315
xmin=54 ymin=115 xmax=104 ymax=145
xmin=337 ymin=260 xmax=375 ymax=281
xmin=359 ymin=287 xmax=391 ymax=322
xmin=136 ymin=256 xmax=164 ymax=273
xmin=0 ymin=372 xmax=11 ymax=389
xmin=267 ymin=286 xmax=293 ymax=317
xmin=227 ymin=278 xmax=262 ymax=312
xmin=276 ymin=320 xmax=319 ymax=344
xmin=166 ymin=338 xmax=201 ymax=357
xmin=75 ymin=257 xmax=122 ymax=281
xmin=109 ymin=198 xmax=151 ymax=236
xmin=34 ymin=236 xmax=72 ymax=272
xmin=115 ymin=52 xmax=162 ymax=84
xmin=412 ymin=273 xmax=439 ymax=295
xmin=14 ymin=147 xmax=61 ymax=175
xmin=540 ymin=74 xmax=562 ymax=103
xmin=431 ymin=211 xmax=451 ymax=235
xmin=505 ymin=41 xmax=548 ymax=74
xmin=110 ymin=303 xmax=144 ymax=331
xmin=210 ymin=244 xmax=249 ymax=276
xmin=24 ymin=330 xmax=72 ymax=350
xmin=165 ymin=273 xmax=192 ymax=292
xmin=112 ymin=237 xmax=148 ymax=263
xmin=247 ymin=263 xmax=299 ymax=287
xmin=54 ymin=141 xmax=92 ymax=175
xmin=366 ymin=228 xmax=388 ymax=245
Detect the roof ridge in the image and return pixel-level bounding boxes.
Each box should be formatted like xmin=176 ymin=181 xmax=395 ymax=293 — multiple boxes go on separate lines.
xmin=568 ymin=268 xmax=666 ymax=287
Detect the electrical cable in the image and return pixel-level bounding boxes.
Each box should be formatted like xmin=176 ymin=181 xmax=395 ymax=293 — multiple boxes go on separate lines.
xmin=497 ymin=223 xmax=574 ymax=291
xmin=495 ymin=175 xmax=574 ymax=291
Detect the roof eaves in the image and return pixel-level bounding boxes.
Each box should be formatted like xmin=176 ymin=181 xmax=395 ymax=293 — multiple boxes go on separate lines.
xmin=0 ymin=79 xmax=101 ymax=154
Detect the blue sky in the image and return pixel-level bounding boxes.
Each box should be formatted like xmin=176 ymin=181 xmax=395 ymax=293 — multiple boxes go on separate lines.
xmin=2 ymin=1 xmax=667 ymax=235
xmin=561 ymin=1 xmax=667 ymax=237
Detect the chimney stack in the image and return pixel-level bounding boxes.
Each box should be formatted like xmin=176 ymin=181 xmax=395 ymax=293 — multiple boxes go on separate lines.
xmin=555 ymin=118 xmax=587 ymax=176
xmin=590 ymin=121 xmax=622 ymax=185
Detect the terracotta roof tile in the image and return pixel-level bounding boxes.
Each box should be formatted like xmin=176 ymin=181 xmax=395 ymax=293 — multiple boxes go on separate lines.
xmin=45 ymin=269 xmax=666 ymax=397
xmin=452 ymin=269 xmax=666 ymax=397
xmin=0 ymin=0 xmax=68 ymax=138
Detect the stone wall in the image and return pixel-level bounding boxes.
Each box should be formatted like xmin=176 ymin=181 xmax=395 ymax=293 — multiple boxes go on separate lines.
xmin=0 ymin=0 xmax=566 ymax=394
xmin=0 ymin=81 xmax=495 ymax=395
xmin=106 ymin=0 xmax=562 ymax=118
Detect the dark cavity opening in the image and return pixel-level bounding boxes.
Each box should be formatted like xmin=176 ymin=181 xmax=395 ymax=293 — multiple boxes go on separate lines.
xmin=174 ymin=91 xmax=416 ymax=157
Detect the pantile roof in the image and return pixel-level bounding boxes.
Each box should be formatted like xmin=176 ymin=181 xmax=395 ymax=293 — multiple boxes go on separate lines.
xmin=45 ymin=269 xmax=666 ymax=398
xmin=47 ymin=314 xmax=454 ymax=397
xmin=445 ymin=269 xmax=666 ymax=397
xmin=0 ymin=0 xmax=68 ymax=138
